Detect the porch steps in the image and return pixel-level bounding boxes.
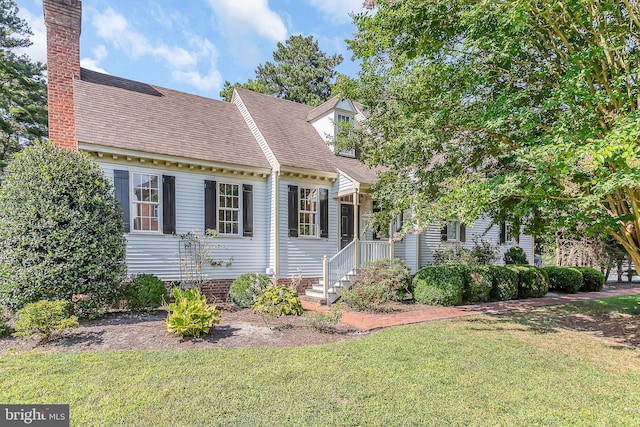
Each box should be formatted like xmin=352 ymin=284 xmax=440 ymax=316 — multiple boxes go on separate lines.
xmin=303 ymin=271 xmax=357 ymax=305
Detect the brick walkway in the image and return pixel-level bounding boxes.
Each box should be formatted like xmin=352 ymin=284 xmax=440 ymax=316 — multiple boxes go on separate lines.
xmin=301 ymin=286 xmax=640 ymax=331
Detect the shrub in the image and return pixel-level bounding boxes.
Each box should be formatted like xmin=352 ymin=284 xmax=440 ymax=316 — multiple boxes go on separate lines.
xmin=229 ymin=273 xmax=271 ymax=308
xmin=0 ymin=306 xmax=12 ymax=337
xmin=413 ymin=265 xmax=466 ymax=306
xmin=487 ymin=266 xmax=519 ymax=301
xmin=503 ymin=246 xmax=529 ymax=265
xmin=573 ymin=267 xmax=605 ymax=292
xmin=125 ymin=274 xmax=168 ymax=311
xmin=252 ymin=285 xmax=303 ymax=318
xmin=507 ymin=266 xmax=550 ymax=299
xmin=543 ymin=267 xmax=583 ymax=294
xmin=12 ymin=300 xmax=78 ymax=341
xmin=0 ymin=143 xmax=126 ymax=316
xmin=304 ymin=303 xmax=343 ymax=333
xmin=166 ymin=288 xmax=220 ymax=337
xmin=339 ymin=277 xmax=393 ymax=312
xmin=462 ymin=266 xmax=493 ymax=304
xmin=468 ymin=237 xmax=499 ymax=265
xmin=361 ymin=258 xmax=412 ymax=300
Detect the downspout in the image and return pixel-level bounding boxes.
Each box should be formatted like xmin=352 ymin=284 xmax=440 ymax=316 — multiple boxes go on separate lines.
xmin=273 ymin=167 xmax=281 ymax=279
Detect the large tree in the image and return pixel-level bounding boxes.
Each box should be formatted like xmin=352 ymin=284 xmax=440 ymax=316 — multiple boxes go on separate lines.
xmin=0 ymin=0 xmax=47 ymax=177
xmin=338 ymin=0 xmax=640 ymax=271
xmin=220 ymin=35 xmax=342 ymax=106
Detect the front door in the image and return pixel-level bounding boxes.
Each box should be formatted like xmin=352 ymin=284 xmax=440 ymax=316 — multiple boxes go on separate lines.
xmin=340 ymin=204 xmax=354 ymax=249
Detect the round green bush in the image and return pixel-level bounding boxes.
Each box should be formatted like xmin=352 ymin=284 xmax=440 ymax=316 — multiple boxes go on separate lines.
xmin=362 ymin=258 xmax=412 ymax=300
xmin=0 ymin=143 xmax=126 ymax=316
xmin=462 ymin=266 xmax=492 ymax=304
xmin=413 ymin=265 xmax=466 ymax=306
xmin=13 ymin=300 xmax=78 ymax=341
xmin=487 ymin=266 xmax=519 ymax=301
xmin=542 ymin=266 xmax=583 ymax=294
xmin=503 ymin=246 xmax=529 ymax=265
xmin=125 ymin=274 xmax=168 ymax=311
xmin=507 ymin=266 xmax=550 ymax=299
xmin=573 ymin=267 xmax=605 ymax=292
xmin=229 ymin=273 xmax=271 ymax=308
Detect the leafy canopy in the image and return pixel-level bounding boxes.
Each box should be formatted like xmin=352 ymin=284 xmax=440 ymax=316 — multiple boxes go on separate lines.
xmin=0 ymin=0 xmax=47 ymax=176
xmin=220 ymin=35 xmax=342 ymax=106
xmin=338 ymin=0 xmax=640 ymax=271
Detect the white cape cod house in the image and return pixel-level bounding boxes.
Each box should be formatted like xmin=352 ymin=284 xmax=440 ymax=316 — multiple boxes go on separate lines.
xmin=43 ymin=0 xmax=534 ymax=302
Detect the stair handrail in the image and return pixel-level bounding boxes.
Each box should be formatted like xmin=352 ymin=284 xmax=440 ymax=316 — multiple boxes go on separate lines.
xmin=323 ymin=238 xmax=357 ymax=302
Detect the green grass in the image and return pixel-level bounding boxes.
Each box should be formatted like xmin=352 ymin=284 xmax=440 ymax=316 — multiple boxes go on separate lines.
xmin=2 ymin=297 xmax=640 ymax=426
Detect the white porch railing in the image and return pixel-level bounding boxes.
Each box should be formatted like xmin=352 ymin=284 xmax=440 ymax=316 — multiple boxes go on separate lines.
xmin=322 ymin=238 xmax=392 ymax=304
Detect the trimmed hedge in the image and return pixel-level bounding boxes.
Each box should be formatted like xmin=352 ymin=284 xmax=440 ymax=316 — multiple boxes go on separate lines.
xmin=229 ymin=273 xmax=271 ymax=308
xmin=573 ymin=267 xmax=605 ymax=292
xmin=542 ymin=267 xmax=583 ymax=294
xmin=413 ymin=265 xmax=466 ymax=306
xmin=507 ymin=266 xmax=550 ymax=299
xmin=462 ymin=266 xmax=492 ymax=304
xmin=487 ymin=266 xmax=519 ymax=301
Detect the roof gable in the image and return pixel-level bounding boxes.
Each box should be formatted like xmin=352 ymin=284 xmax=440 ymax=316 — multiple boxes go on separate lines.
xmin=74 ymin=69 xmax=270 ymax=169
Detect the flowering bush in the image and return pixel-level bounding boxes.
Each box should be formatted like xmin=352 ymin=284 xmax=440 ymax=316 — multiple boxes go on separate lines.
xmin=229 ymin=273 xmax=271 ymax=308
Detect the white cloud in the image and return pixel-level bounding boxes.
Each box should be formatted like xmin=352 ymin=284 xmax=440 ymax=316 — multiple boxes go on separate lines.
xmin=305 ymin=0 xmax=365 ymax=24
xmin=206 ymin=0 xmax=287 ymax=43
xmin=92 ymin=8 xmax=197 ymax=70
xmin=90 ymin=7 xmax=223 ymax=92
xmin=81 ymin=45 xmax=109 ymax=74
xmin=16 ymin=7 xmax=47 ymax=63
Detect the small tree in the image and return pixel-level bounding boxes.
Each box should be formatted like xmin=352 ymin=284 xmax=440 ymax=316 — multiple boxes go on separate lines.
xmin=0 ymin=142 xmax=126 ymax=315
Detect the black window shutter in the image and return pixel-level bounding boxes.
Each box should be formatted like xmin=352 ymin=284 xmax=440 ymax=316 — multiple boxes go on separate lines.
xmin=460 ymin=224 xmax=466 ymax=242
xmin=288 ymin=185 xmax=299 ymax=237
xmin=243 ymin=184 xmax=253 ymax=237
xmin=396 ymin=212 xmax=404 ymax=233
xmin=113 ymin=170 xmax=130 ymax=233
xmin=162 ymin=175 xmax=176 ymax=235
xmin=499 ymin=222 xmax=506 ymax=244
xmin=319 ymin=188 xmax=329 ymax=238
xmin=354 ymin=146 xmax=362 ymax=160
xmin=441 ymin=222 xmax=448 ymax=241
xmin=204 ymin=180 xmax=217 ymax=232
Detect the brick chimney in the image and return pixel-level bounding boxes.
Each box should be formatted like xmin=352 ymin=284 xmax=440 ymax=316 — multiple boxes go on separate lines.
xmin=43 ymin=0 xmax=82 ymax=150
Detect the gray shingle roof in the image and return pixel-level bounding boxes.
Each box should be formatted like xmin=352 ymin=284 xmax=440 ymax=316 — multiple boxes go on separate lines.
xmin=74 ymin=69 xmax=270 ymax=169
xmin=235 ymin=88 xmax=377 ymax=184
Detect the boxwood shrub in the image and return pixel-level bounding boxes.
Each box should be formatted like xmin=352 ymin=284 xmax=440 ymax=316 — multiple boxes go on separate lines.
xmin=507 ymin=266 xmax=550 ymax=299
xmin=486 ymin=266 xmax=519 ymax=301
xmin=125 ymin=274 xmax=168 ymax=311
xmin=573 ymin=267 xmax=605 ymax=292
xmin=413 ymin=265 xmax=466 ymax=306
xmin=0 ymin=142 xmax=126 ymax=316
xmin=542 ymin=266 xmax=583 ymax=294
xmin=229 ymin=273 xmax=271 ymax=308
xmin=462 ymin=266 xmax=492 ymax=304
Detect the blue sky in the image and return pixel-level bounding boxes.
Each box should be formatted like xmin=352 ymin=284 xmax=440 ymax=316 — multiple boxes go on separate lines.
xmin=15 ymin=0 xmax=367 ymax=99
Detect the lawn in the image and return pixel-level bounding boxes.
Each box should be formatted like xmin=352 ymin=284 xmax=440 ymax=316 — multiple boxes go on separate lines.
xmin=2 ymin=296 xmax=640 ymax=426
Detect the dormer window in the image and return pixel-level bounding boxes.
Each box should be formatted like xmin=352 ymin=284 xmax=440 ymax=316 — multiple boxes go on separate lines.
xmin=335 ymin=113 xmax=355 ymax=157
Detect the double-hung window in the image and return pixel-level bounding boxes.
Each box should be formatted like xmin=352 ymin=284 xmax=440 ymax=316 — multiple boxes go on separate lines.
xmin=218 ymin=183 xmax=240 ymax=235
xmin=299 ymin=187 xmax=317 ymax=237
xmin=441 ymin=219 xmax=466 ymax=242
xmin=335 ymin=113 xmax=355 ymax=157
xmin=132 ymin=172 xmax=160 ymax=232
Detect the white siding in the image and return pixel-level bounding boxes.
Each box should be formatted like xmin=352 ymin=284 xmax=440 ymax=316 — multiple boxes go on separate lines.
xmin=99 ymin=161 xmax=270 ymax=281
xmin=309 ymin=111 xmax=335 ymax=143
xmin=278 ymin=179 xmax=339 ymax=278
xmin=417 ymin=217 xmax=535 ymax=268
xmin=337 ymin=172 xmax=354 ymax=195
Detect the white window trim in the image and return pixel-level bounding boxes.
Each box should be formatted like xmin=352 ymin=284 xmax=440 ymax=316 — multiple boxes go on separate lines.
xmin=298 ymin=186 xmax=319 ymax=238
xmin=334 ymin=112 xmax=355 ymax=157
xmin=505 ymin=222 xmax=515 ymax=244
xmin=447 ymin=220 xmax=461 ymax=242
xmin=218 ymin=182 xmax=242 ymax=236
xmin=130 ymin=171 xmax=162 ymax=234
